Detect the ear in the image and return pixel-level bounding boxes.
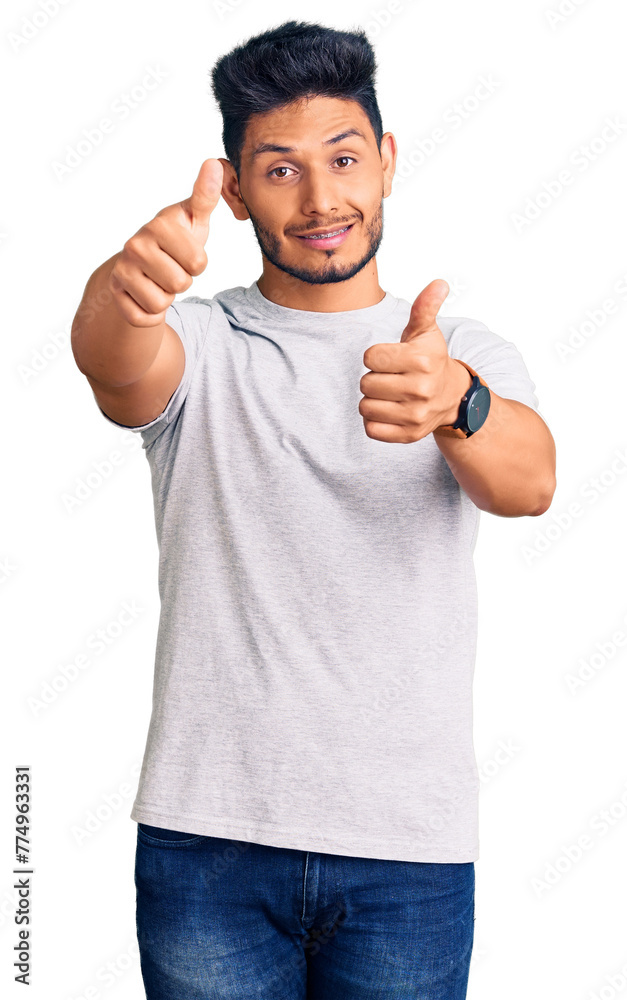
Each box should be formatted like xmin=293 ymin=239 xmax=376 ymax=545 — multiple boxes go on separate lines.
xmin=218 ymin=157 xmax=250 ymax=221
xmin=380 ymin=132 xmax=397 ymax=199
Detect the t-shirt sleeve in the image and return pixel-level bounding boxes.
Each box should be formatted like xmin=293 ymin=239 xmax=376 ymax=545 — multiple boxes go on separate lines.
xmin=93 ymin=297 xmax=212 ymax=446
xmin=445 ymin=317 xmax=549 ymax=426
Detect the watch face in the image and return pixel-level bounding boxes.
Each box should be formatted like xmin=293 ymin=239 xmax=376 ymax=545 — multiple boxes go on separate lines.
xmin=467 ymin=386 xmax=491 ymax=432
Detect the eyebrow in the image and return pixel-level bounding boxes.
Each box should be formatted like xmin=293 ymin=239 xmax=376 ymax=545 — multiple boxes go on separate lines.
xmin=250 ymin=127 xmax=367 ymax=160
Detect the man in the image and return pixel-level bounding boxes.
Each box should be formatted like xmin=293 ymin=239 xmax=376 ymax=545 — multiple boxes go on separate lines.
xmin=71 ymin=19 xmax=556 ymax=1000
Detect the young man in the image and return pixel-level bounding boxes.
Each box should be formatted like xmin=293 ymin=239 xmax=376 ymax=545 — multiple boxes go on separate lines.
xmin=71 ymin=20 xmax=556 ymax=1000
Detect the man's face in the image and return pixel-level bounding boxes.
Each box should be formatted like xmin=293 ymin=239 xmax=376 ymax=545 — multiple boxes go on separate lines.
xmin=230 ymin=95 xmax=396 ymax=286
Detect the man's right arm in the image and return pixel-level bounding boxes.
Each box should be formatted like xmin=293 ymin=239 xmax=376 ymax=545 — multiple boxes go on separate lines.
xmin=70 ymin=159 xmax=224 ymax=428
xmin=71 ymin=252 xmax=186 ymax=427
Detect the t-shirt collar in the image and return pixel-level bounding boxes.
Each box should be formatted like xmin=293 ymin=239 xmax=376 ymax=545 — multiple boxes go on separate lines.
xmin=245 ymin=279 xmax=399 ymax=323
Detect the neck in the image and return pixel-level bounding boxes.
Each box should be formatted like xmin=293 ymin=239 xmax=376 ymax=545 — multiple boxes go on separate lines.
xmin=256 ymin=258 xmax=385 ymax=313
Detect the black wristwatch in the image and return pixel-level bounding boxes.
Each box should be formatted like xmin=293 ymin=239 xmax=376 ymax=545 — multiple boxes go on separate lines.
xmin=436 ymin=361 xmax=491 ymax=438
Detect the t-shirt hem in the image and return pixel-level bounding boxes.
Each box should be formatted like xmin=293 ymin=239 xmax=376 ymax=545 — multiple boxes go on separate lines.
xmin=130 ymin=804 xmax=479 ymax=863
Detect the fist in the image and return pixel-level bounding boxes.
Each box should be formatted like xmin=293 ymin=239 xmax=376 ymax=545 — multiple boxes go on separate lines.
xmin=359 ymin=279 xmax=472 ymax=443
xmin=108 ymin=158 xmax=224 ymax=327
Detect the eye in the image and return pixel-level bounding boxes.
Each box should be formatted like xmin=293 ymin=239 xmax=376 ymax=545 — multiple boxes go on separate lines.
xmin=268 ymin=157 xmax=356 ymax=178
xmin=268 ymin=166 xmax=296 ymax=178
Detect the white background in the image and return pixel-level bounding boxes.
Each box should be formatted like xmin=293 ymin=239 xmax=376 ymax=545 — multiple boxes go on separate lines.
xmin=3 ymin=0 xmax=627 ymax=996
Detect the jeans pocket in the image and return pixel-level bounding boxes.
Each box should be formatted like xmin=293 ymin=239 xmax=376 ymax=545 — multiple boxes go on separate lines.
xmin=137 ymin=822 xmax=205 ymax=846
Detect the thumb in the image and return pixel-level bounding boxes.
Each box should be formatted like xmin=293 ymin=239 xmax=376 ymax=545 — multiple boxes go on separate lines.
xmin=180 ymin=158 xmax=224 ymax=240
xmin=400 ymin=278 xmax=449 ymax=344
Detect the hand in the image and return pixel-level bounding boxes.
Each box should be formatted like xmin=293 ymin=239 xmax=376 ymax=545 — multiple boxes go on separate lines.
xmin=359 ymin=278 xmax=473 ymax=443
xmin=108 ymin=158 xmax=224 ymax=327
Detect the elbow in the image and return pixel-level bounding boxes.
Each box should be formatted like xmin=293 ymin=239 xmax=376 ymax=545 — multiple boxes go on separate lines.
xmin=529 ymin=476 xmax=557 ymax=517
xmin=481 ymin=476 xmax=557 ymax=518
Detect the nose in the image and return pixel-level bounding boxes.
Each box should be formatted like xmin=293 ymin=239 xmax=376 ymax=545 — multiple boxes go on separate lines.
xmin=299 ymin=165 xmax=339 ymax=218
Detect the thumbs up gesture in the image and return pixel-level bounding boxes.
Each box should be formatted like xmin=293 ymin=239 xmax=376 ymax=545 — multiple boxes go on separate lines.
xmin=359 ymin=279 xmax=473 ymax=443
xmin=109 ymin=158 xmax=224 ymax=327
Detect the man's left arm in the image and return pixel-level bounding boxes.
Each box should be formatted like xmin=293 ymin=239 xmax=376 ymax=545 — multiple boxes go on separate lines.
xmin=432 ymin=359 xmax=556 ymax=517
xmin=359 ymin=278 xmax=557 ymax=518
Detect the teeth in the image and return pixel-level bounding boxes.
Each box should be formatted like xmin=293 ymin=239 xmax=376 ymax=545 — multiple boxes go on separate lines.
xmin=303 ymin=226 xmax=349 ymax=240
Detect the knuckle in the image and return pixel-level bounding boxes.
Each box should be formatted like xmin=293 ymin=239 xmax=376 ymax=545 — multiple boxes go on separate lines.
xmin=407 ymin=381 xmax=424 ymax=402
xmin=148 ymin=216 xmax=171 ymax=242
xmin=149 ymin=290 xmax=171 ymax=314
xmin=133 ymin=307 xmax=164 ymax=327
xmin=188 ymin=249 xmax=207 ymax=275
xmin=180 ymin=272 xmax=194 ymax=291
xmin=109 ymin=264 xmax=128 ymax=291
xmin=126 ymin=309 xmax=144 ymax=326
xmin=415 ymin=353 xmax=432 ymax=372
xmin=122 ymin=235 xmax=146 ymax=263
xmin=149 ymin=212 xmax=167 ymax=231
xmin=119 ymin=302 xmax=140 ymax=324
xmin=414 ymin=403 xmax=429 ymax=424
xmin=153 ymin=205 xmax=175 ymax=226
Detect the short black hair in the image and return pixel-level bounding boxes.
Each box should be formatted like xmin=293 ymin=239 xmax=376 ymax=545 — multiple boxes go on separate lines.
xmin=210 ymin=20 xmax=384 ymax=178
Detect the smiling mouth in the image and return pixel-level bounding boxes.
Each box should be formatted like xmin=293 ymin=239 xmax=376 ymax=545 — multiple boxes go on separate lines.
xmin=296 ymin=225 xmax=354 ymax=240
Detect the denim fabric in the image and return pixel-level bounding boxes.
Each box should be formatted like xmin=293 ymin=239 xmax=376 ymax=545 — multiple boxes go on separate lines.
xmin=135 ymin=823 xmax=475 ymax=999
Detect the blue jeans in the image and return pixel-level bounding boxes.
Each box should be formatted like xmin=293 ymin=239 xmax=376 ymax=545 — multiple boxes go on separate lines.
xmin=135 ymin=823 xmax=475 ymax=999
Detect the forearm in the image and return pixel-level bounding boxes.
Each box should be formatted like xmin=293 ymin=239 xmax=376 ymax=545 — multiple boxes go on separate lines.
xmin=433 ymin=391 xmax=557 ymax=517
xmin=70 ymin=252 xmax=167 ymax=387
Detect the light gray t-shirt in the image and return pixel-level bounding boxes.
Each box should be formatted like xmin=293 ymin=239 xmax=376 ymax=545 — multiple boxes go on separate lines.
xmin=95 ymin=280 xmax=544 ymax=862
